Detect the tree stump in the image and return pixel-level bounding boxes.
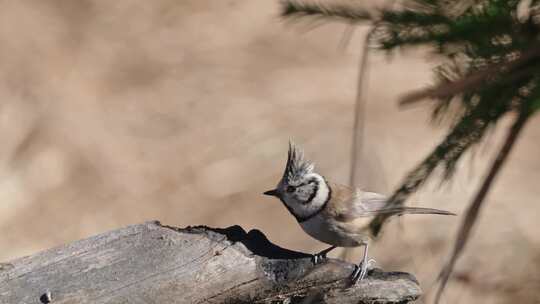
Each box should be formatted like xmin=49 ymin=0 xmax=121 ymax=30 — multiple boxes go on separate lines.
xmin=0 ymin=221 xmax=421 ymax=303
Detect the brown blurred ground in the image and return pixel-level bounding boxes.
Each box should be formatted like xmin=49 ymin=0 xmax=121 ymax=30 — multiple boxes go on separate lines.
xmin=0 ymin=1 xmax=539 ymax=303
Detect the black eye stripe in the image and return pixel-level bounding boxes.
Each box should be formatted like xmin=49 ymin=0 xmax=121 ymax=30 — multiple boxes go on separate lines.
xmin=288 ymin=178 xmax=318 ymax=193
xmin=306 ymin=178 xmax=319 ymax=204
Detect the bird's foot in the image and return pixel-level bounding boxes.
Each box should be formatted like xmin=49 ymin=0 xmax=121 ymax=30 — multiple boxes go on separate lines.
xmin=350 ymin=258 xmax=376 ymax=284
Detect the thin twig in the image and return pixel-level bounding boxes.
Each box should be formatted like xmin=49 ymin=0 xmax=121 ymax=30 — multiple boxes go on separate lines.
xmin=349 ymin=27 xmax=375 ymax=187
xmin=338 ymin=24 xmax=356 ymax=52
xmin=434 ymin=109 xmax=531 ymax=304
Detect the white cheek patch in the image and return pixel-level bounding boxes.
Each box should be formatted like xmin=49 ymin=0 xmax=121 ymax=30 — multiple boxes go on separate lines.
xmin=310 ymin=177 xmax=329 ymax=209
xmin=293 ymin=174 xmax=330 ymax=218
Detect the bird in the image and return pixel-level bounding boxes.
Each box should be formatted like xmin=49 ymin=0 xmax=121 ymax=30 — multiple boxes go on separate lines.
xmin=263 ymin=142 xmax=456 ymax=283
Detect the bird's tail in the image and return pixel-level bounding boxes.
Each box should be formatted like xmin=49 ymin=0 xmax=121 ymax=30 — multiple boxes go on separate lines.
xmin=389 ymin=206 xmax=456 ymax=216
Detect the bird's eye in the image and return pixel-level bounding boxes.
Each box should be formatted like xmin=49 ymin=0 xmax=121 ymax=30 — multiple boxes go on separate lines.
xmin=286 ymin=185 xmax=295 ymax=193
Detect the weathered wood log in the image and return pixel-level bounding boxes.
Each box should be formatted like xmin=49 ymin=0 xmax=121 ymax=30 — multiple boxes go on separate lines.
xmin=0 ymin=221 xmax=421 ymax=303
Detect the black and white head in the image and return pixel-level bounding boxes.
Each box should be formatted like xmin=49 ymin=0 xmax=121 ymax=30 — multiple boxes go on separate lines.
xmin=264 ymin=142 xmax=330 ymax=221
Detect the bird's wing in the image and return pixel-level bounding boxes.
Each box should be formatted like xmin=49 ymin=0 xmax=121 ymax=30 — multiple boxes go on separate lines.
xmin=328 ymin=183 xmax=388 ymax=221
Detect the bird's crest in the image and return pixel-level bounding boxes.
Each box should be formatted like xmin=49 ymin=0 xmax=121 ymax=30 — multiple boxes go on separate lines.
xmin=283 ymin=141 xmax=315 ymax=182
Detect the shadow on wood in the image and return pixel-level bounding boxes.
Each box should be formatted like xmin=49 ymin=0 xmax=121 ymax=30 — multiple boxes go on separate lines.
xmin=0 ymin=221 xmax=421 ymax=303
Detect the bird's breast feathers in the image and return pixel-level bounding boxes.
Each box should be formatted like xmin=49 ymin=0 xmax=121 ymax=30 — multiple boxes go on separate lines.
xmin=299 ymin=212 xmax=372 ymax=246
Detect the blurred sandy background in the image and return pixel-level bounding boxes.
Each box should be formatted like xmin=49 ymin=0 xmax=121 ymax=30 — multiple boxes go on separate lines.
xmin=0 ymin=1 xmax=539 ymax=303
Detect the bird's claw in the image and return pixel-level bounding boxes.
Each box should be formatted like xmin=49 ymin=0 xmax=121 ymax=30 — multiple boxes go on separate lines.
xmin=350 ymin=258 xmax=376 ymax=284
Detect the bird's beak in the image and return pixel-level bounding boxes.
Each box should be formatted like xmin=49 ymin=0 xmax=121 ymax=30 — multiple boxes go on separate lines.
xmin=263 ymin=189 xmax=279 ymax=197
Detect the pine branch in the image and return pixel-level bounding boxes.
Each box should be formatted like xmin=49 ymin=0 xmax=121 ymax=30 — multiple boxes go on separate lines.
xmin=435 ymin=109 xmax=531 ymax=303
xmin=281 ymin=1 xmax=374 ymax=24
xmin=369 ymin=86 xmax=514 ymax=235
xmin=400 ymin=44 xmax=540 ymax=105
